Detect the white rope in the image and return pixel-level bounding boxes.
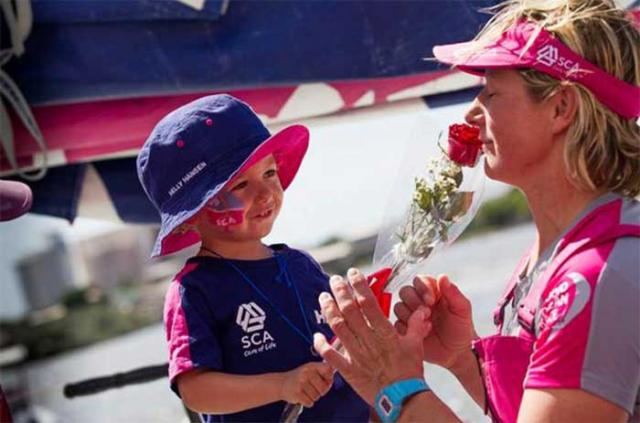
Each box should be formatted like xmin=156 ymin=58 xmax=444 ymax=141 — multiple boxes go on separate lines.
xmin=0 ymin=0 xmax=48 ymax=181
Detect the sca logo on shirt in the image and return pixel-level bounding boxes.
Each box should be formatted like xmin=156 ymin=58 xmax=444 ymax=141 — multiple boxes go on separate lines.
xmin=236 ymin=302 xmax=277 ymax=357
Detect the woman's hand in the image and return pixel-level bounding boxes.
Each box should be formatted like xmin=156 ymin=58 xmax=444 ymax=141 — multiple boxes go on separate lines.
xmin=393 ymin=275 xmax=476 ymax=373
xmin=313 ymin=268 xmax=432 ymax=405
xmin=281 ymin=362 xmax=334 ymax=408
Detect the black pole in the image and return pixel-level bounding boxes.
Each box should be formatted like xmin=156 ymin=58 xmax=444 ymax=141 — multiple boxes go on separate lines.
xmin=63 ymin=363 xmax=168 ymax=398
xmin=64 ymin=362 xmax=201 ymax=422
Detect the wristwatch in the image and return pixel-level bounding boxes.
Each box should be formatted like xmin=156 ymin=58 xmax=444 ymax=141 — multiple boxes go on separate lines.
xmin=374 ymin=378 xmax=430 ymax=423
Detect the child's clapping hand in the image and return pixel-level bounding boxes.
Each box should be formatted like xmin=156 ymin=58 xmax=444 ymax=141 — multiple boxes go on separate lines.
xmin=281 ymin=362 xmax=334 ymax=407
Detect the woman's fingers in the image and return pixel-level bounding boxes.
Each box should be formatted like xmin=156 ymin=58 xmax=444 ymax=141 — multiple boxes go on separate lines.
xmin=330 ymin=274 xmax=369 ymax=336
xmin=398 ymin=285 xmax=423 ymax=311
xmin=393 ymin=301 xmax=412 ymax=323
xmin=414 ymin=275 xmax=438 ymax=306
xmin=313 ymin=333 xmax=349 ymax=374
xmin=318 ymin=291 xmax=362 ymax=355
xmin=347 ymin=268 xmax=396 ymax=339
xmin=437 ymin=275 xmax=472 ymax=318
xmin=394 ymin=320 xmax=408 ymax=335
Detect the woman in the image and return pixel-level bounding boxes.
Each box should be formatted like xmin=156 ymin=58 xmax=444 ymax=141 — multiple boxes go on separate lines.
xmin=313 ymin=1 xmax=640 ymax=422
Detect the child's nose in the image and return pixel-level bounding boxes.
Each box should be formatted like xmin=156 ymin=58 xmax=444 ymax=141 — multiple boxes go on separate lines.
xmin=254 ymin=184 xmax=272 ymax=203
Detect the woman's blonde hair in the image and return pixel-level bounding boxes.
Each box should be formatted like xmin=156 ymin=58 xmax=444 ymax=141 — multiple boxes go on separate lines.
xmin=476 ymin=0 xmax=640 ymax=197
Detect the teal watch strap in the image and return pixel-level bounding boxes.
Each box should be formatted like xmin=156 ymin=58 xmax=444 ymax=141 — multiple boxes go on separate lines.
xmin=374 ymin=378 xmax=430 ymax=423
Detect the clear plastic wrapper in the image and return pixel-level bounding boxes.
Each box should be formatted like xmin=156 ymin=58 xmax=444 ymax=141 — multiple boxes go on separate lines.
xmin=372 ymin=119 xmax=486 ymax=294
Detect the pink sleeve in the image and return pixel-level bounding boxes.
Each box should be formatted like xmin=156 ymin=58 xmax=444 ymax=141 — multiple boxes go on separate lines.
xmin=524 ymin=262 xmax=598 ymax=389
xmin=164 ymin=280 xmax=195 ymax=386
xmin=164 ymin=262 xmax=223 ymax=396
xmin=525 ymin=240 xmax=640 ymax=415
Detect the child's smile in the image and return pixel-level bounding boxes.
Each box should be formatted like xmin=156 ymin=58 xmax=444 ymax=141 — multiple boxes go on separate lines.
xmin=252 ymin=207 xmax=275 ymax=220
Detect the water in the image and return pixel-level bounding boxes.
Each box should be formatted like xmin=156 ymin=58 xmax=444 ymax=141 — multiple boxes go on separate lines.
xmin=17 ymin=224 xmax=535 ymax=423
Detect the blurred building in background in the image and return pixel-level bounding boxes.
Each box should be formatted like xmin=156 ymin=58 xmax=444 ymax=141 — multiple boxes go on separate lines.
xmin=76 ymin=228 xmax=155 ymax=291
xmin=13 ymin=227 xmax=157 ymax=316
xmin=17 ymin=234 xmax=75 ymax=311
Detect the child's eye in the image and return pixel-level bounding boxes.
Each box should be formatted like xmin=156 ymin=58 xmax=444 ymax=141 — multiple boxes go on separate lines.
xmin=231 ymin=181 xmax=248 ymax=191
xmin=264 ymin=169 xmax=277 ymax=178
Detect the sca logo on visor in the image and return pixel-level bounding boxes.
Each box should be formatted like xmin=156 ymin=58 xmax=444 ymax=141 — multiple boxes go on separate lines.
xmin=236 ymin=302 xmax=277 ymax=356
xmin=536 ymin=45 xmax=581 ymax=77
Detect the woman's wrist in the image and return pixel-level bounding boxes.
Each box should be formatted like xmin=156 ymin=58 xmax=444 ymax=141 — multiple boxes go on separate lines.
xmin=397 ymin=390 xmax=459 ymax=423
xmin=448 ymin=348 xmax=478 ymax=381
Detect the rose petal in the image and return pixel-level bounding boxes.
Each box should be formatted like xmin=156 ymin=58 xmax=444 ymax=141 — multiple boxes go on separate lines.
xmin=448 ymin=123 xmax=482 ymax=167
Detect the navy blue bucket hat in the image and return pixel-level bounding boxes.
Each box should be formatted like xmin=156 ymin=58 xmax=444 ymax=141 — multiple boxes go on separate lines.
xmin=137 ymin=94 xmax=309 ymax=257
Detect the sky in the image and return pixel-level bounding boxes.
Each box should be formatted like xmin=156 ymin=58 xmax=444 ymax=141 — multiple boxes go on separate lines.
xmin=0 ymin=99 xmax=510 ymax=319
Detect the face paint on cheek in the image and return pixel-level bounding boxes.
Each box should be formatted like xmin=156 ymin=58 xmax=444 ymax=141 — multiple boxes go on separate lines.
xmin=204 ymin=191 xmax=245 ymax=228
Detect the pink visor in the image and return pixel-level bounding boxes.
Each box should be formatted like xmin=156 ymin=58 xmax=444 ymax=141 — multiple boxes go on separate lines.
xmin=433 ymin=19 xmax=640 ymax=119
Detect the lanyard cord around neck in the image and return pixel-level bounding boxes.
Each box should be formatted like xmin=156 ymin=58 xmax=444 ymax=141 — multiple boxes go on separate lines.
xmin=275 ymin=254 xmax=315 ymax=345
xmin=200 ymin=246 xmax=315 ymax=347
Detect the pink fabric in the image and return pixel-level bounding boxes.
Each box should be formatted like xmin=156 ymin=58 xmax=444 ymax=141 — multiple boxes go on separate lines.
xmin=473 ymin=335 xmax=534 ymax=422
xmin=5 ymin=71 xmax=455 ymax=173
xmin=525 ymin=247 xmax=610 ymax=389
xmin=526 ymin=202 xmax=640 ymax=389
xmin=161 ymin=231 xmax=201 ymax=258
xmin=477 ymin=199 xmax=640 ymax=422
xmin=164 ymin=263 xmax=199 ymax=385
xmin=492 ymin=248 xmax=532 ymax=329
xmin=433 ymin=20 xmax=640 ymax=118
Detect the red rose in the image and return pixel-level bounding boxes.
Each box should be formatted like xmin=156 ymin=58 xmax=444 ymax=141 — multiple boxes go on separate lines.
xmin=447 ymin=123 xmax=482 ymax=167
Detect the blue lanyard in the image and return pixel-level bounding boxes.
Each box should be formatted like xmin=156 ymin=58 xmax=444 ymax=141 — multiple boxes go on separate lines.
xmin=223 ymin=254 xmax=315 ymax=347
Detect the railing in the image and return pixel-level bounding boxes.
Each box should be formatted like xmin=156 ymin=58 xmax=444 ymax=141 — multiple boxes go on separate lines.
xmin=63 ymin=362 xmax=200 ymax=422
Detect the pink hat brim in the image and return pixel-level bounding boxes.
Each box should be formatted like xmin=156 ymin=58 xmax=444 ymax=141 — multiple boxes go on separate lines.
xmin=235 ymin=124 xmax=309 ymax=191
xmin=433 ymin=41 xmax=529 ymax=75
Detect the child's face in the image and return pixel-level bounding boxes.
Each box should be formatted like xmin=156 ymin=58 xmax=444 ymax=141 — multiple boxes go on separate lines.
xmin=198 ymin=154 xmax=283 ymax=243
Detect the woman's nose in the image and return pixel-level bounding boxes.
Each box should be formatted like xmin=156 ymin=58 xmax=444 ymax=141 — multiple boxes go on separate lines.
xmin=464 ymin=97 xmax=484 ymax=126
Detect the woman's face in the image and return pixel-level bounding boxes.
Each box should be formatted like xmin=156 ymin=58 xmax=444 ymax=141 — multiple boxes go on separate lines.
xmin=465 ymin=70 xmax=557 ymax=187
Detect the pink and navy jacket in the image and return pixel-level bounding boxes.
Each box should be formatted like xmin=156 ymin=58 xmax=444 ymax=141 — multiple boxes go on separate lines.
xmin=473 ymin=194 xmax=640 ymax=422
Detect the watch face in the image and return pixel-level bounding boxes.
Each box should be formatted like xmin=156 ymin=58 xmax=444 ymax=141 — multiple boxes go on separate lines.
xmin=380 ymin=395 xmax=393 ymax=414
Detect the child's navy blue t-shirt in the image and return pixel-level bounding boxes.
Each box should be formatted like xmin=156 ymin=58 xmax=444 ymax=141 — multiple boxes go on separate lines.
xmin=164 ymin=244 xmax=369 ymax=422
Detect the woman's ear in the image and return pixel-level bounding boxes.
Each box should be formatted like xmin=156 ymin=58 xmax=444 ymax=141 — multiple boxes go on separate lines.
xmin=550 ymin=84 xmax=579 ymax=136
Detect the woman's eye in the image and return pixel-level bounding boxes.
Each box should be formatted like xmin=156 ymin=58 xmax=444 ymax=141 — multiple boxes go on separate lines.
xmin=264 ymin=169 xmax=277 ymax=178
xmin=231 ymin=181 xmax=248 ymax=191
xmin=484 ymin=89 xmax=496 ymax=99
